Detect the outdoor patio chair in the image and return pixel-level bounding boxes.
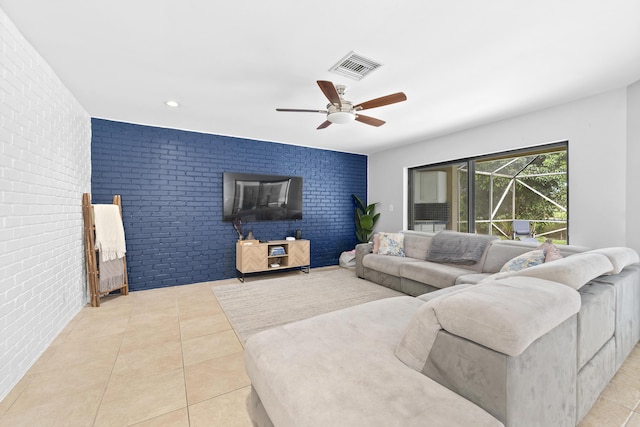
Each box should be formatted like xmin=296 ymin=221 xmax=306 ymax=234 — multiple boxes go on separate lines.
xmin=513 ymin=220 xmax=532 ymax=240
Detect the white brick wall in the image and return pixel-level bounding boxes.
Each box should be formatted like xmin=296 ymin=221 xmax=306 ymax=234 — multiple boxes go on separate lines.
xmin=0 ymin=8 xmax=91 ymax=401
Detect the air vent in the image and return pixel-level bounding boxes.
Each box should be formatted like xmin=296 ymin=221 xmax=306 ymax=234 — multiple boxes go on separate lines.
xmin=329 ymin=51 xmax=382 ymax=81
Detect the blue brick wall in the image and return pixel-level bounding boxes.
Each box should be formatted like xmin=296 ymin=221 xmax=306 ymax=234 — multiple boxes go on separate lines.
xmin=91 ymin=119 xmax=368 ymax=291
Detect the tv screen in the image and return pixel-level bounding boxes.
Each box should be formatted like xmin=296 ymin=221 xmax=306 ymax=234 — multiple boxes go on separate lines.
xmin=223 ymin=172 xmax=303 ymax=221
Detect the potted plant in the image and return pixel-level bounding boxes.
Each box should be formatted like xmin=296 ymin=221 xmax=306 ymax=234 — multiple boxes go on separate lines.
xmin=352 ymin=194 xmax=380 ymax=243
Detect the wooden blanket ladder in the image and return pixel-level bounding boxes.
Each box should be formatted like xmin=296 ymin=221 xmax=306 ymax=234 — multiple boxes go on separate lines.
xmin=82 ymin=193 xmax=129 ymax=307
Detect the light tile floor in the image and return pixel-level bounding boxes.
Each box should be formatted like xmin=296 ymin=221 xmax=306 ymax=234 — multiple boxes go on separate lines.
xmin=0 ymin=276 xmax=639 ymax=426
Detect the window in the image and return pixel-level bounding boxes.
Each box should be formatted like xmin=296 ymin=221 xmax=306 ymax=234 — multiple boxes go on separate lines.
xmin=408 ymin=142 xmax=568 ymax=243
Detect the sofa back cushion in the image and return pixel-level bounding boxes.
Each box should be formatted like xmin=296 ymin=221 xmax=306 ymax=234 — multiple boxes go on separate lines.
xmin=499 ymin=249 xmax=546 ymax=273
xmin=483 ymin=240 xmax=587 ymax=273
xmin=402 ymin=231 xmax=435 ymax=259
xmin=426 ymin=231 xmax=498 ymax=266
xmin=507 ymin=253 xmax=614 ymax=290
xmin=582 ymin=247 xmax=639 ymax=274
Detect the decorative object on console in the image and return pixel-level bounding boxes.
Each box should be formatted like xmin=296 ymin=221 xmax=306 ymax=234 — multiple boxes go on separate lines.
xmin=246 ymin=229 xmax=255 ymax=241
xmin=232 ymin=216 xmax=243 ymax=240
xmin=269 ymin=246 xmax=286 ymax=256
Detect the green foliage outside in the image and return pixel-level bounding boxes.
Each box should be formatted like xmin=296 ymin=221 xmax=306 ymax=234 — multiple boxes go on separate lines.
xmin=474 ymin=151 xmax=567 ymax=240
xmin=453 ymin=150 xmax=567 ymax=240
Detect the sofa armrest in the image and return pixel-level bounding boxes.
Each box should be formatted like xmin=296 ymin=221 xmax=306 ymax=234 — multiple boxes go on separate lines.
xmin=355 ymin=242 xmax=374 ymax=278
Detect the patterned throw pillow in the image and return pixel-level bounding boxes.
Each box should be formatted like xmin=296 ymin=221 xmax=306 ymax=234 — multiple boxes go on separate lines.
xmin=377 ymin=232 xmax=405 ymax=257
xmin=500 ymin=249 xmax=546 ymax=273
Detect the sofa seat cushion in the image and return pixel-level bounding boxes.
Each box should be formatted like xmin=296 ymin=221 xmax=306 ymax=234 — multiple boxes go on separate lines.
xmin=244 ymin=296 xmax=503 ymax=427
xmin=400 ymin=261 xmax=476 ymax=289
xmin=362 ymin=253 xmax=421 ymax=276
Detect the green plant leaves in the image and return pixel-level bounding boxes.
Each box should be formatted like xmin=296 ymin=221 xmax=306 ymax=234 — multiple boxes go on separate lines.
xmin=352 ymin=194 xmax=380 ymax=243
xmin=359 ymin=215 xmax=374 ymax=230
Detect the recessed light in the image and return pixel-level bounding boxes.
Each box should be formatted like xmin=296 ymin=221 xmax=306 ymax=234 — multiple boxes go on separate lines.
xmin=165 ymin=100 xmax=180 ymax=108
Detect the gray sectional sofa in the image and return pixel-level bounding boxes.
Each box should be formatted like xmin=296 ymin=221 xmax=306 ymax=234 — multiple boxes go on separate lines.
xmin=244 ymin=230 xmax=640 ymax=427
xmin=355 ymin=230 xmax=588 ymax=295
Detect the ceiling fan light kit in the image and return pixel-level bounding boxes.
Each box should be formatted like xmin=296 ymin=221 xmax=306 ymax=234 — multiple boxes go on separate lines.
xmin=276 ymin=80 xmax=406 ymax=130
xmin=327 ymin=103 xmax=356 ymax=124
xmin=327 ymin=112 xmax=355 ymax=124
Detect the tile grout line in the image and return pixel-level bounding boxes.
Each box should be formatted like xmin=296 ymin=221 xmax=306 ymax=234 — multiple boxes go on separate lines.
xmin=622 ymin=399 xmax=640 ymax=426
xmin=210 ymin=286 xmax=246 ymax=350
xmin=0 ymin=373 xmax=36 ymax=422
xmin=176 ymin=295 xmax=193 ymax=426
xmin=91 ymin=300 xmax=133 ymax=427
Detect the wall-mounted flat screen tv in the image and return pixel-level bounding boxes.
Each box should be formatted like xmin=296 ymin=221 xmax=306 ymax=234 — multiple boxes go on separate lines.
xmin=223 ymin=172 xmax=303 ymax=221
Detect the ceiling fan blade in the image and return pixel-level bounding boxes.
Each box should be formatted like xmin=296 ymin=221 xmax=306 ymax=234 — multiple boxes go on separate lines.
xmin=354 ymin=92 xmax=407 ymax=111
xmin=317 ymin=80 xmax=342 ymax=107
xmin=355 ymin=114 xmax=386 ymax=127
xmin=317 ymin=120 xmax=332 ymax=130
xmin=276 ymin=108 xmax=327 ymax=113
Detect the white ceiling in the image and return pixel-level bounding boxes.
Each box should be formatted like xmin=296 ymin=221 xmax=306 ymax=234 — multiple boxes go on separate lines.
xmin=2 ymin=1 xmax=640 ymax=155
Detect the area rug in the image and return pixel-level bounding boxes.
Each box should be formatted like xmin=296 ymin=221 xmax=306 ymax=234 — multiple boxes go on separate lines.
xmin=212 ymin=267 xmax=403 ymax=343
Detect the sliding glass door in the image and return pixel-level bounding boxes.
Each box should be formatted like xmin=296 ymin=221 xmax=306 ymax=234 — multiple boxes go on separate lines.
xmin=408 ymin=142 xmax=568 ymax=243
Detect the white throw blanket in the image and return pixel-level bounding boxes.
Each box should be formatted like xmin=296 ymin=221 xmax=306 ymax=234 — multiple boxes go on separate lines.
xmin=93 ymin=204 xmax=127 ymax=262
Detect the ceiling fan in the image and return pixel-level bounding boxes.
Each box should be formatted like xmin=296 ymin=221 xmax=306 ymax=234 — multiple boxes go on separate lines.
xmin=276 ymin=80 xmax=407 ymax=130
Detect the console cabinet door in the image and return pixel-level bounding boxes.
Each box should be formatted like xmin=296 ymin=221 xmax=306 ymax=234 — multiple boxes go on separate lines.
xmin=237 ymin=243 xmax=268 ymax=273
xmin=288 ymin=240 xmax=310 ymax=267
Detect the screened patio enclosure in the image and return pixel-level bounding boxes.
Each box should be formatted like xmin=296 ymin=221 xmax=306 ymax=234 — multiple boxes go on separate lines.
xmin=409 ymin=143 xmax=568 ymax=243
